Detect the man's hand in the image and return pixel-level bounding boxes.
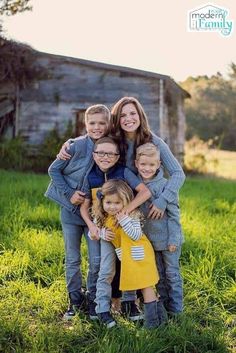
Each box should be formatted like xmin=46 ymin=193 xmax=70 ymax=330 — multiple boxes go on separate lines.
xmin=148 ymin=204 xmax=164 ymax=220
xmin=57 ymin=142 xmax=71 ymax=160
xmin=70 ymin=191 xmax=86 ymax=205
xmin=168 ymin=244 xmax=177 ymax=252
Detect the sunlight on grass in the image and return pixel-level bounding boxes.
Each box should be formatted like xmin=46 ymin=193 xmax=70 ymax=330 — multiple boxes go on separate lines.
xmin=0 ymin=169 xmax=235 ymax=353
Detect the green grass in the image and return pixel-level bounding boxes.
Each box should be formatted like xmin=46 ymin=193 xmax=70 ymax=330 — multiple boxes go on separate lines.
xmin=0 ymin=169 xmax=235 ymax=353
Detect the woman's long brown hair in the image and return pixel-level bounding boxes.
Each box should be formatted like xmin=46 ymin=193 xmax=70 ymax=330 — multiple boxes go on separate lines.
xmin=109 ymin=97 xmax=152 ymax=163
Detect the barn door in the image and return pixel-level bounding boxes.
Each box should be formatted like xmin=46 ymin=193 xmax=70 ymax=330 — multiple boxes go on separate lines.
xmin=75 ymin=110 xmax=86 ymax=137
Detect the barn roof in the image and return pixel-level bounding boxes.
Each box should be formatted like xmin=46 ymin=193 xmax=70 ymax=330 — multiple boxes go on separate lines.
xmin=37 ymin=51 xmax=191 ymax=99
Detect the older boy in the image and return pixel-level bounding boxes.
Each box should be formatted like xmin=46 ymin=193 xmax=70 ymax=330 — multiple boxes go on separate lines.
xmin=135 ymin=143 xmax=184 ymax=315
xmin=45 ymin=104 xmax=110 ymax=320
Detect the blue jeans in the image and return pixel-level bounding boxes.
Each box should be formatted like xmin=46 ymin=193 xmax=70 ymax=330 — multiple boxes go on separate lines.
xmin=155 ymin=247 xmax=183 ymax=313
xmin=61 ymin=222 xmax=101 ymax=302
xmin=95 ymin=240 xmax=136 ymax=313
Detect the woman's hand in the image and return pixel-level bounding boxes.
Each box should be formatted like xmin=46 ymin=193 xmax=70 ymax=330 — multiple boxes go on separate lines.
xmin=89 ymin=224 xmax=100 ymax=240
xmin=148 ymin=204 xmax=164 ymax=220
xmin=57 ymin=142 xmax=71 ymax=160
xmin=70 ymin=191 xmax=86 ymax=205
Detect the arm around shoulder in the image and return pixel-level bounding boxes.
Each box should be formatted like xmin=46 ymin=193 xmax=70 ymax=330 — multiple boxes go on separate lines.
xmin=151 ymin=134 xmax=185 ymax=207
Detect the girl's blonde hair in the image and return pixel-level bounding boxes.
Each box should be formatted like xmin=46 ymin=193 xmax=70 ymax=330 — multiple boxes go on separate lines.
xmin=92 ymin=179 xmax=142 ymax=227
xmin=109 ymin=97 xmax=152 ymax=163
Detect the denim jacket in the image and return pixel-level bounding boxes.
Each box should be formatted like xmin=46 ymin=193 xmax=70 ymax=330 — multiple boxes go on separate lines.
xmin=138 ymin=170 xmax=184 ymax=251
xmin=45 ymin=135 xmax=94 ymax=214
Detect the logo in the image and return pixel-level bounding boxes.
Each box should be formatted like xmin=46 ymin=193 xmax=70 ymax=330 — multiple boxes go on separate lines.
xmin=188 ymin=3 xmax=233 ymax=36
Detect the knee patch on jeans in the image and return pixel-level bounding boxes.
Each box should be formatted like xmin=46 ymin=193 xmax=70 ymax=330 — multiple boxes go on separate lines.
xmin=166 ymin=271 xmax=182 ymax=282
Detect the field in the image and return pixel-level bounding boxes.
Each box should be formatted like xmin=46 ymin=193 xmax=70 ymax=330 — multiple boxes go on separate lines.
xmin=204 ymin=149 xmax=236 ymax=180
xmin=184 ymin=146 xmax=236 ymax=181
xmin=0 ymin=169 xmax=235 ymax=353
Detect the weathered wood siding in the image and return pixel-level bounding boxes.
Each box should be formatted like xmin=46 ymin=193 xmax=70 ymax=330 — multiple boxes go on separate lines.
xmin=19 ymin=55 xmax=160 ymax=144
xmin=3 ymin=52 xmax=188 ymax=161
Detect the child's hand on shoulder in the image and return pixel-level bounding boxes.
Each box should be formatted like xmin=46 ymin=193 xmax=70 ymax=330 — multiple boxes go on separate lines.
xmin=168 ymin=244 xmax=177 ymax=252
xmin=116 ymin=210 xmax=128 ymax=222
xmin=57 ymin=142 xmax=71 ymax=160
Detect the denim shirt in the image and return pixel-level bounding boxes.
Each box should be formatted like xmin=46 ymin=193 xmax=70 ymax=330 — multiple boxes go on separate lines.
xmin=138 ymin=170 xmax=184 ymax=251
xmin=45 ymin=135 xmax=94 ymax=215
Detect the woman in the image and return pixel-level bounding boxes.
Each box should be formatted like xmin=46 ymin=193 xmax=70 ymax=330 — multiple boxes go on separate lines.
xmin=109 ymin=97 xmax=185 ymax=219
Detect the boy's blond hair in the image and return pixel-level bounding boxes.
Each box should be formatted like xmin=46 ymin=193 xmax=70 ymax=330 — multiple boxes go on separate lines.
xmin=136 ymin=143 xmax=160 ymax=160
xmin=85 ymin=104 xmax=110 ymax=123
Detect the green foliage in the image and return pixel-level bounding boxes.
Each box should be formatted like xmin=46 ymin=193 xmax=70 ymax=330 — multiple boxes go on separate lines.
xmin=0 ymin=170 xmax=235 ymax=352
xmin=0 ymin=136 xmax=31 ymax=170
xmin=184 ymin=136 xmax=219 ymax=175
xmin=0 ymin=35 xmax=47 ymax=88
xmin=0 ymin=0 xmax=32 ymax=16
xmin=181 ymin=65 xmax=236 ymax=151
xmin=0 ymin=121 xmax=74 ymax=172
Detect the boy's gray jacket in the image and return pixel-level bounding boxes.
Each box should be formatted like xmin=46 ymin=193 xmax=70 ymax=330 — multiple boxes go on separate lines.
xmin=45 ymin=135 xmax=94 ymax=214
xmin=139 ymin=170 xmax=184 ymax=251
xmin=126 ymin=133 xmax=185 ymax=212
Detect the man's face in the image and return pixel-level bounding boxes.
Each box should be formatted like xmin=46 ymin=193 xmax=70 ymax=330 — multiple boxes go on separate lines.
xmin=85 ymin=113 xmax=109 ymax=140
xmin=93 ymin=143 xmax=120 ymax=172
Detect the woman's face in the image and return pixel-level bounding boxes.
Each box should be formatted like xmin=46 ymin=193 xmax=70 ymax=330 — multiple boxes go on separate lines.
xmin=119 ymin=103 xmax=140 ymax=137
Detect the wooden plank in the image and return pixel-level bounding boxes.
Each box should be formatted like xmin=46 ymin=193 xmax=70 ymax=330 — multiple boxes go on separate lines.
xmin=0 ymin=99 xmax=14 ymax=118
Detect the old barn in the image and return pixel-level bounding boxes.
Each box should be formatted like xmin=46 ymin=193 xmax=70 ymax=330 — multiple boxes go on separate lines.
xmin=0 ymin=44 xmax=190 ymax=161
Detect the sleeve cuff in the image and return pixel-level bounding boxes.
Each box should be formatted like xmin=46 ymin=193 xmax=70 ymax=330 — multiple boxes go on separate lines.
xmin=65 ymin=188 xmax=75 ymax=200
xmin=118 ymin=215 xmax=131 ymax=227
xmin=152 ymin=195 xmax=167 ymax=211
xmin=168 ymin=234 xmax=181 ymax=246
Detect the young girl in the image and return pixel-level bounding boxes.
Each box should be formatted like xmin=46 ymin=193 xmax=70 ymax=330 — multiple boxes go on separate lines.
xmin=92 ymin=179 xmax=167 ymax=328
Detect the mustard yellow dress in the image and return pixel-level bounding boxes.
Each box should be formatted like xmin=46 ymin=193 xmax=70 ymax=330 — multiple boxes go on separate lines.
xmin=104 ymin=216 xmax=159 ymax=291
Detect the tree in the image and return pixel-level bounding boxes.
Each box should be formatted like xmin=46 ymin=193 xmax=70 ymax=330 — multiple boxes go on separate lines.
xmin=180 ymin=70 xmax=236 ymax=151
xmin=0 ymin=36 xmax=48 ymax=137
xmin=0 ymin=0 xmax=32 ymax=16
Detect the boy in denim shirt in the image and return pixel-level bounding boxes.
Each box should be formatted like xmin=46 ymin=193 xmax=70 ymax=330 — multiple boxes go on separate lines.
xmin=135 ymin=143 xmax=184 ymax=314
xmin=45 ymin=105 xmax=110 ymax=320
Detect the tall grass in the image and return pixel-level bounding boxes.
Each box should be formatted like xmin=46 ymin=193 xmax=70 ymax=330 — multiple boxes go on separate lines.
xmin=0 ymin=170 xmax=235 ymax=353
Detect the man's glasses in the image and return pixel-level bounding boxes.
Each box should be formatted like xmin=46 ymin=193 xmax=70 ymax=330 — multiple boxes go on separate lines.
xmin=93 ymin=151 xmax=120 ymax=158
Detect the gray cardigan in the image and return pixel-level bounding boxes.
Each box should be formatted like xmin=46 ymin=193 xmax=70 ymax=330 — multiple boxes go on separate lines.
xmin=138 ymin=169 xmax=184 ymax=251
xmin=126 ymin=133 xmax=186 ymax=212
